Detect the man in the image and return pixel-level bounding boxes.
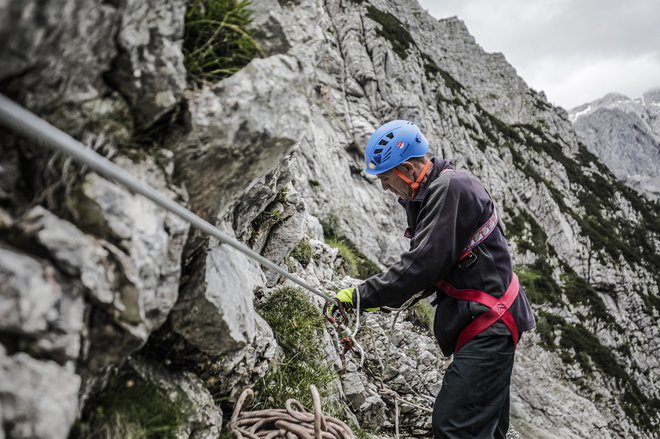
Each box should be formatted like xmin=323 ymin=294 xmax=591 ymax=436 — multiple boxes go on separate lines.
xmin=333 ymin=120 xmax=536 ymax=438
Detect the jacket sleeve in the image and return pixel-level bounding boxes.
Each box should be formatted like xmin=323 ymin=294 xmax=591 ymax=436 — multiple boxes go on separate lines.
xmin=356 ymin=174 xmax=487 ymax=308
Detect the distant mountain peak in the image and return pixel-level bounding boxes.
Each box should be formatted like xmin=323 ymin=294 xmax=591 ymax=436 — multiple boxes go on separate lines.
xmin=570 ymin=87 xmax=660 ymax=200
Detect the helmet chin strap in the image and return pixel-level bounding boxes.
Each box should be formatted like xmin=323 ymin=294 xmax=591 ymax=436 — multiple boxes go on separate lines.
xmin=391 ymin=160 xmax=431 ymax=199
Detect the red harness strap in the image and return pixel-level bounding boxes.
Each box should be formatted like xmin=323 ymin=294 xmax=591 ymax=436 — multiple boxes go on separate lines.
xmin=435 ymin=273 xmax=520 ymax=353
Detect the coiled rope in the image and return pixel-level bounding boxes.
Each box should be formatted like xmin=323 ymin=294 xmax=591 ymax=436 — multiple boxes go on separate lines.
xmin=228 ymin=386 xmax=354 ymax=439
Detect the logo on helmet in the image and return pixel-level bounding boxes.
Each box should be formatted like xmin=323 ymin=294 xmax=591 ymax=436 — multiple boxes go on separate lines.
xmin=397 ymin=141 xmax=405 ymax=149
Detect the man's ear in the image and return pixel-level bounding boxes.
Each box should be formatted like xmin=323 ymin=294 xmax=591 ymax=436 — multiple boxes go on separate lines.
xmin=399 ymin=161 xmax=415 ymax=176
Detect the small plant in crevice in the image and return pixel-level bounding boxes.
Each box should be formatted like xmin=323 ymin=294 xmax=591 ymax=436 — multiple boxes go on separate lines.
xmin=184 ymin=0 xmax=264 ymax=83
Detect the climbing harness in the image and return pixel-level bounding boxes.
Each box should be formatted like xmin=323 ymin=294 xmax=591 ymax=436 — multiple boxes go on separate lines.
xmin=436 ymin=273 xmax=520 ymax=353
xmin=458 ymin=207 xmax=499 ymax=263
xmin=390 ymin=159 xmax=432 ymax=199
xmin=228 ymin=385 xmax=355 ymax=438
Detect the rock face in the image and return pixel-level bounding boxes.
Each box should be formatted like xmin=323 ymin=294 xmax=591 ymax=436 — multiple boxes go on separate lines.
xmin=1 ymin=0 xmax=659 ymax=438
xmin=570 ymin=90 xmax=660 ymax=200
xmin=0 ymin=346 xmax=81 ymax=439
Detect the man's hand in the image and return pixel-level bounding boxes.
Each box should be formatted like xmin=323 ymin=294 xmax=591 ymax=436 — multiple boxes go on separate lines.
xmin=336 ymin=287 xmax=355 ymax=308
xmin=327 ymin=287 xmax=354 ymax=317
xmin=328 ymin=287 xmax=379 ymax=316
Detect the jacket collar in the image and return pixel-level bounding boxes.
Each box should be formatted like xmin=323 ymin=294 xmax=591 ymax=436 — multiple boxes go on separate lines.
xmin=399 ymin=157 xmax=452 ymax=205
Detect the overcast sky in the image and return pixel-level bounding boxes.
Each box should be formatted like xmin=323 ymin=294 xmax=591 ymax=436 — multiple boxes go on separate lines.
xmin=417 ymin=0 xmax=660 ymax=109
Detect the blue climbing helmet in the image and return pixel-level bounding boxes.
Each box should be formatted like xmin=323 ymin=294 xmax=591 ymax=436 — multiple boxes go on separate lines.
xmin=364 ymin=120 xmax=429 ymax=175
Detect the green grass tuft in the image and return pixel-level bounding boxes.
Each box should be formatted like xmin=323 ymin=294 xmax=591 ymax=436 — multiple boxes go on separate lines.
xmin=255 ymin=288 xmax=336 ymax=410
xmin=325 ymin=236 xmax=381 ymax=280
xmin=321 ymin=216 xmax=381 ymax=280
xmin=184 ymin=0 xmax=263 ymax=83
xmin=327 ymin=237 xmax=359 ymax=277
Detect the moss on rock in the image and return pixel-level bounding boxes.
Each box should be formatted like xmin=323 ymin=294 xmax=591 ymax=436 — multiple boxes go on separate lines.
xmin=70 ymin=368 xmax=189 ymax=439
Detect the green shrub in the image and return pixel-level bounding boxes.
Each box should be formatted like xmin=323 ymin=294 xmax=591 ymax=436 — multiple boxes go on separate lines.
xmin=515 ymin=260 xmax=562 ymax=305
xmin=70 ymin=368 xmax=189 ymax=439
xmin=184 ymin=0 xmax=263 ymax=83
xmin=255 ymin=288 xmax=335 ymax=410
xmin=289 ymin=238 xmax=313 ymax=267
xmin=559 ymin=267 xmax=614 ymax=324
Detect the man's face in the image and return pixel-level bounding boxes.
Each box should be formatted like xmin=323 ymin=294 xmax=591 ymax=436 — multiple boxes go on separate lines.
xmin=377 ymin=167 xmax=412 ymax=199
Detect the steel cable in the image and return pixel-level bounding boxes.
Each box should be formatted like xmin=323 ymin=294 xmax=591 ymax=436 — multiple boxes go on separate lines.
xmin=0 ymin=94 xmax=331 ymax=302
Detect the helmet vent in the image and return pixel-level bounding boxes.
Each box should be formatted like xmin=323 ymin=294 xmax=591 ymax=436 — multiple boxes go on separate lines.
xmin=374 ymin=148 xmax=383 ymax=153
xmin=378 ymin=139 xmax=388 ymax=146
xmin=385 ymin=132 xmax=394 ymax=139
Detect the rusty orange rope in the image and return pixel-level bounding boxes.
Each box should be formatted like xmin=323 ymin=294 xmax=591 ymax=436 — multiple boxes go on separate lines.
xmin=228 ymin=386 xmax=355 ymax=438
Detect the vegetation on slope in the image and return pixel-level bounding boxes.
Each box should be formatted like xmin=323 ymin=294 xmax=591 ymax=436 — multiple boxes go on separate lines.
xmin=536 ymin=311 xmax=660 ymax=431
xmin=365 ymin=6 xmax=415 ymax=60
xmin=321 ymin=215 xmax=381 ymax=279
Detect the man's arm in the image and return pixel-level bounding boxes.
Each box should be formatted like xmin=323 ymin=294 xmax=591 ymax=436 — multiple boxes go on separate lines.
xmin=357 ymin=174 xmax=488 ymax=308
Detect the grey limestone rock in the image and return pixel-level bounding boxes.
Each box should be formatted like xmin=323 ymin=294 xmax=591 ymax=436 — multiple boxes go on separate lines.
xmin=171 ymin=226 xmax=266 ymax=356
xmin=173 ymin=54 xmax=312 ymax=221
xmin=72 ymin=154 xmax=190 ymax=331
xmin=0 ymin=245 xmax=63 ymax=335
xmin=108 ymin=0 xmax=187 ymax=130
xmin=213 ymin=314 xmax=280 ymax=399
xmin=0 ymin=346 xmax=81 ymax=439
xmin=128 ymin=357 xmax=223 ymax=439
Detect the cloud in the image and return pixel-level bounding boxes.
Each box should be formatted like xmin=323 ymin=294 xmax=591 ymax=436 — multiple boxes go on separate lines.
xmin=525 ymin=53 xmax=660 ymax=109
xmin=418 ymin=0 xmax=660 ymax=108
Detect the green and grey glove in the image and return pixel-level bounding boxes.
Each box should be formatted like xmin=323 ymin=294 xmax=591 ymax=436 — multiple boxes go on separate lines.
xmin=329 ymin=287 xmax=379 ymax=315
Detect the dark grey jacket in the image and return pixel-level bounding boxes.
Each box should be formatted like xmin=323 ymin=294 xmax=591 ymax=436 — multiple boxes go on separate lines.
xmin=357 ymin=158 xmax=536 ymax=355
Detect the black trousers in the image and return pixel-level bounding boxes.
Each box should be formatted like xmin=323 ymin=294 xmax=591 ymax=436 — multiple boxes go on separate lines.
xmin=432 ymin=333 xmax=516 ymax=439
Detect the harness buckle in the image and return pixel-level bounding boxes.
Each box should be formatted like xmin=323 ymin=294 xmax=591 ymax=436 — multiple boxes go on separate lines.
xmin=457 ymin=251 xmax=477 ymax=269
